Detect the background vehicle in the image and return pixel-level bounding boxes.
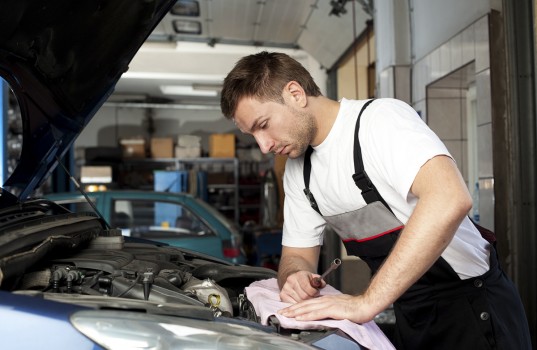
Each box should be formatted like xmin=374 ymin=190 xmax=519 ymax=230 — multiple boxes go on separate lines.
xmin=46 ymin=190 xmax=245 ymax=264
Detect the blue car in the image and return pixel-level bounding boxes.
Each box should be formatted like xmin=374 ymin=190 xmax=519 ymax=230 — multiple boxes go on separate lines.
xmin=46 ymin=190 xmax=246 ymax=264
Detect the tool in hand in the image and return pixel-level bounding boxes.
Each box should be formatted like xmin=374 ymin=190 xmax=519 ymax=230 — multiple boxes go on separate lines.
xmin=311 ymin=258 xmax=342 ymax=288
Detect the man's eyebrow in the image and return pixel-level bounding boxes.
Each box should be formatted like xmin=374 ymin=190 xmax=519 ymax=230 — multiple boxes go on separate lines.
xmin=248 ymin=118 xmax=260 ymax=133
xmin=246 ymin=116 xmax=263 ymax=134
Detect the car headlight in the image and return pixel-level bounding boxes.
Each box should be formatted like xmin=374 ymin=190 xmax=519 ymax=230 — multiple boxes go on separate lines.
xmin=71 ymin=310 xmax=316 ymax=350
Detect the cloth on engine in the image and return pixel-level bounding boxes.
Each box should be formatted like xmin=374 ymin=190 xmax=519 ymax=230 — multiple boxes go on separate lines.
xmin=245 ymin=278 xmax=395 ymax=350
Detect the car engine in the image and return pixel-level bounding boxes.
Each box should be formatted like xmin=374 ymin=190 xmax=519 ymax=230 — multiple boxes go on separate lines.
xmin=0 ymin=204 xmax=276 ymax=322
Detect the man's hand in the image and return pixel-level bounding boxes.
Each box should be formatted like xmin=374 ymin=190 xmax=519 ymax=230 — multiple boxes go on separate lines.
xmin=279 ymin=270 xmax=324 ymax=303
xmin=278 ymin=293 xmax=376 ymax=324
xmin=277 ymin=245 xmax=322 ymax=303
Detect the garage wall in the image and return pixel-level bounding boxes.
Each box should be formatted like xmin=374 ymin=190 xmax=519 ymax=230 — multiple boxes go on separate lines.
xmin=75 ymin=44 xmax=327 ymax=155
xmin=76 ymin=105 xmax=233 ymax=154
xmin=410 ymin=0 xmax=501 ymax=62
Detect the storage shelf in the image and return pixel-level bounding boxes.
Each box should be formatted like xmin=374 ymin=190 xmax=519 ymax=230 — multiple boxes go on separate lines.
xmin=239 ymin=184 xmax=261 ymax=190
xmin=208 ymin=184 xmax=236 ymax=190
xmin=240 ymin=204 xmax=260 ymax=209
xmin=81 ymin=155 xmax=274 ymax=226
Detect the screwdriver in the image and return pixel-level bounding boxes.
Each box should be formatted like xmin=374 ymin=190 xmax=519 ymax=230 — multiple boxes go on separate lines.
xmin=311 ymin=258 xmax=342 ymax=288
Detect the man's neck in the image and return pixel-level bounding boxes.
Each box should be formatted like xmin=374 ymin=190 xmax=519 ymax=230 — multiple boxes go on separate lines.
xmin=309 ymin=96 xmax=341 ymax=147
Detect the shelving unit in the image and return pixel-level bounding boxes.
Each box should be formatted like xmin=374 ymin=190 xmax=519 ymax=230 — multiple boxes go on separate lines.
xmin=118 ymin=157 xmax=240 ymax=224
xmin=80 ymin=154 xmax=274 ymax=226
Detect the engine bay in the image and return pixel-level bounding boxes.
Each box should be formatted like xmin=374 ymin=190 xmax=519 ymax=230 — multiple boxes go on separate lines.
xmin=11 ymin=233 xmax=276 ymax=322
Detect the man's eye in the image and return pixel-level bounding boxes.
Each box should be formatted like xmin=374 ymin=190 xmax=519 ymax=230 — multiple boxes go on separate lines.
xmin=260 ymin=121 xmax=268 ymax=129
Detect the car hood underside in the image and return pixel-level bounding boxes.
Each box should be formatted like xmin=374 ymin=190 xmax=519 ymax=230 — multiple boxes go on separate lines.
xmin=0 ymin=0 xmax=175 ymax=200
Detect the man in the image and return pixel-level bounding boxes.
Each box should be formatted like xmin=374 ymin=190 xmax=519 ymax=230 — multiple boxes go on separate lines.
xmin=220 ymin=51 xmax=531 ymax=349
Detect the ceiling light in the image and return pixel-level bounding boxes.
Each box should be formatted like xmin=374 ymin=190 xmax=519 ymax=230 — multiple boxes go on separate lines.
xmin=192 ymin=83 xmax=222 ymax=92
xmin=329 ymin=0 xmax=348 ymax=16
xmin=171 ymin=0 xmax=200 ymax=17
xmin=160 ymin=85 xmax=218 ymax=97
xmin=173 ymin=19 xmax=202 ymax=35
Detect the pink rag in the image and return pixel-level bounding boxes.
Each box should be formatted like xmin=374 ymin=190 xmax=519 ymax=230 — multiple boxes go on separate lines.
xmin=245 ymin=278 xmax=395 ymax=350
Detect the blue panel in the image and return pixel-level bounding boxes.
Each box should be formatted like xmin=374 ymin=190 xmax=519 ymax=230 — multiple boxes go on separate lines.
xmin=196 ymin=170 xmax=208 ymax=201
xmin=0 ymin=291 xmax=102 ymax=349
xmin=154 ymin=170 xmax=189 ymax=193
xmin=154 ymin=170 xmax=189 ymax=226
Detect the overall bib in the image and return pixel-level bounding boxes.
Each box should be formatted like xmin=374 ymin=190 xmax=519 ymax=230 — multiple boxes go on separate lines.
xmin=302 ymin=100 xmax=531 ymax=349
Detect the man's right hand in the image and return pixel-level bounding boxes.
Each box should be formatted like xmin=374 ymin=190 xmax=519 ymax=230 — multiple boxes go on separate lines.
xmin=279 ymin=270 xmax=323 ymax=303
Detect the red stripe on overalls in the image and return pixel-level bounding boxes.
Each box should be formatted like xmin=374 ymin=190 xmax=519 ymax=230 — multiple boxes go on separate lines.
xmin=342 ymin=225 xmax=404 ymax=243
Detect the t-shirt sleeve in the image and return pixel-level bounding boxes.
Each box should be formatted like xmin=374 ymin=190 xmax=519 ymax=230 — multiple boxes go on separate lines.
xmin=362 ymin=99 xmax=452 ymax=201
xmin=281 ymin=158 xmax=327 ymax=248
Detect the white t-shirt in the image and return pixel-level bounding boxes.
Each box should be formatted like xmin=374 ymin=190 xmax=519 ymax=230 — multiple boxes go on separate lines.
xmin=282 ymin=98 xmax=490 ymax=279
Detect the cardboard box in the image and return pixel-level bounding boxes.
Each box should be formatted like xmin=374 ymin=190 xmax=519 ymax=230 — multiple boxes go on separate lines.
xmin=175 ymin=145 xmax=201 ymax=159
xmin=120 ymin=138 xmax=146 ymax=158
xmin=209 ymin=133 xmax=235 ymax=158
xmin=177 ymin=134 xmax=201 ymax=148
xmin=150 ymin=137 xmax=174 ymax=158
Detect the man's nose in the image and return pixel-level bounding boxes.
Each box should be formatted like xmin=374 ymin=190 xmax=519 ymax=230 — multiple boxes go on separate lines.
xmin=254 ymin=133 xmax=273 ymax=154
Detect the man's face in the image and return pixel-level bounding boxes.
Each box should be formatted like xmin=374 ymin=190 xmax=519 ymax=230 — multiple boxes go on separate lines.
xmin=233 ymin=96 xmax=316 ymax=159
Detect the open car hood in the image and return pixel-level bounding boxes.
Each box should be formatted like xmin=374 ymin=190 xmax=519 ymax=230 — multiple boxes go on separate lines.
xmin=0 ymin=0 xmax=176 ymax=200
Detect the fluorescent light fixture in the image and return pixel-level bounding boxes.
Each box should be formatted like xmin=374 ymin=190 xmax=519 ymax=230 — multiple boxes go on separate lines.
xmin=81 ymin=166 xmax=112 ymax=184
xmin=192 ymin=83 xmax=222 ymax=92
xmin=160 ymin=85 xmax=217 ymax=97
xmin=172 ymin=19 xmax=201 ymax=35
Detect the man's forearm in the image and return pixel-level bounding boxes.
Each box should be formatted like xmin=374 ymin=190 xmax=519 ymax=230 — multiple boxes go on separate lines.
xmin=361 ymin=157 xmax=472 ymax=316
xmin=278 ymin=256 xmax=307 ymax=288
xmin=277 ymin=246 xmax=321 ymax=289
xmin=362 ymin=213 xmax=462 ymax=316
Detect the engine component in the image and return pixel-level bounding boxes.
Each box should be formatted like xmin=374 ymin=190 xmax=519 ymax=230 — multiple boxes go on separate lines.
xmin=182 ymin=277 xmax=233 ymax=315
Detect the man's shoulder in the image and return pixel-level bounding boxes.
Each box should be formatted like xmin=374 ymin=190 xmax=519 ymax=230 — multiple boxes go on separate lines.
xmin=339 ymin=98 xmax=408 ymax=118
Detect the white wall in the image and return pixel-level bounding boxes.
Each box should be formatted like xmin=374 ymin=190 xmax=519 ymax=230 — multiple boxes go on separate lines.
xmin=75 ymin=44 xmax=327 ymax=152
xmin=76 ymin=106 xmax=232 ymax=151
xmin=374 ymin=0 xmax=411 ymax=71
xmin=410 ymin=0 xmax=500 ymax=62
xmin=375 ymin=0 xmax=501 ymax=73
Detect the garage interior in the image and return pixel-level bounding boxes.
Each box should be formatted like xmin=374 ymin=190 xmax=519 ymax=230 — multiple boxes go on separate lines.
xmin=1 ymin=0 xmax=536 ymax=345
xmin=3 ymin=0 xmax=377 ymax=291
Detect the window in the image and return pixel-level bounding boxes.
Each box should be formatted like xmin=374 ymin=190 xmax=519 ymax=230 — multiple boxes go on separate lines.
xmin=171 ymin=0 xmax=200 ymax=16
xmin=111 ymin=199 xmax=214 ymax=239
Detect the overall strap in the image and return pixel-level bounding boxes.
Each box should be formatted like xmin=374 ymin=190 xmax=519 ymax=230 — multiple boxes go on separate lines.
xmin=351 ymin=99 xmax=394 ymax=213
xmin=303 ymin=145 xmax=321 ymax=214
xmin=303 ymin=99 xmax=391 ymax=215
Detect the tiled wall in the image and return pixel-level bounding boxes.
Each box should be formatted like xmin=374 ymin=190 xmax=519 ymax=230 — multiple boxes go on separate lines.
xmin=380 ymin=15 xmax=494 ymax=229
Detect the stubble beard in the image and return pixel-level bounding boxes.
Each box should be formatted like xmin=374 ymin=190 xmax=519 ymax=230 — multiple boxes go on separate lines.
xmin=287 ymin=108 xmax=317 ymax=159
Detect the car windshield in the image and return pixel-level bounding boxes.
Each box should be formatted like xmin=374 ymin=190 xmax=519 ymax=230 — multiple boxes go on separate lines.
xmin=193 ymin=197 xmax=239 ymax=233
xmin=54 ymin=196 xmax=97 ymax=213
xmin=112 ymin=198 xmax=215 ymax=238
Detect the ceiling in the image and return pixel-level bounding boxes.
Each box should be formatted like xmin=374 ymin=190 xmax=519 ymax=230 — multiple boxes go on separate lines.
xmin=109 ymin=0 xmax=372 ymax=107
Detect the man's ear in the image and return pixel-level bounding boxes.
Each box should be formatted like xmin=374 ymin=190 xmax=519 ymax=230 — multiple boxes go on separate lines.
xmin=284 ymin=81 xmax=307 ymax=107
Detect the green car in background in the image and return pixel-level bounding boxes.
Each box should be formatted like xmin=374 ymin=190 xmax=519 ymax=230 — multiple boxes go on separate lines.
xmin=46 ymin=190 xmax=245 ymax=264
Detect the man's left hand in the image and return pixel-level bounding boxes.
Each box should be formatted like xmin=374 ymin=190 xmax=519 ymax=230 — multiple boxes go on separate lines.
xmin=277 ymin=293 xmax=375 ymax=324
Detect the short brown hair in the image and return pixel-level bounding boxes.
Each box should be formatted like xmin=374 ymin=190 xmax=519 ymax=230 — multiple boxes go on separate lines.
xmin=220 ymin=51 xmax=322 ymax=119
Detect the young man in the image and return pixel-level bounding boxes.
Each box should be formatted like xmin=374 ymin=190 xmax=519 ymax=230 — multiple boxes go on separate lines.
xmin=220 ymin=51 xmax=531 ymax=349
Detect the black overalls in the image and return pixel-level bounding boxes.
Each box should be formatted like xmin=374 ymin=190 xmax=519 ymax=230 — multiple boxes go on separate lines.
xmin=302 ymin=100 xmax=531 ymax=349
